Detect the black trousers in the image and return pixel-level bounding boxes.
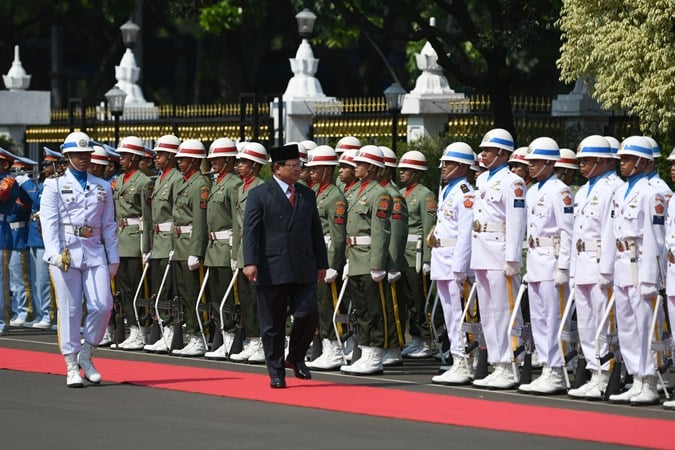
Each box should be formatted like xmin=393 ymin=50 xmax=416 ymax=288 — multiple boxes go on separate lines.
xmin=256 ymin=282 xmax=318 ymax=379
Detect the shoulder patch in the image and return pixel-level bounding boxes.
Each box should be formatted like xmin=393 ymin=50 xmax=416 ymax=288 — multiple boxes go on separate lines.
xmin=376 ymin=194 xmax=391 ymax=219
xmin=460 ymin=183 xmax=469 ymax=193
xmin=333 ymin=200 xmax=347 ymax=225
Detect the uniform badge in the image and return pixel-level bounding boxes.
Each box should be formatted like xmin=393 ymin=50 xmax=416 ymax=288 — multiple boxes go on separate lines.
xmin=391 ymin=199 xmax=404 ymax=220
xmin=333 ymin=201 xmax=347 ymax=225
xmin=463 ymin=195 xmax=474 ymax=209
xmin=460 ymin=184 xmax=469 ymax=193
xmin=376 ymin=195 xmax=390 ymax=219
xmin=514 ymin=187 xmax=524 ymax=197
xmin=199 ymin=185 xmax=209 ymax=209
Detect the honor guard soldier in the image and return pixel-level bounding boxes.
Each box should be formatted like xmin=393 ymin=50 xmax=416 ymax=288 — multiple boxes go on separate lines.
xmin=337 ymin=149 xmax=359 ymax=201
xmin=398 ymin=150 xmax=438 ymax=359
xmin=429 ymin=143 xmax=476 ymax=385
xmin=340 ymin=145 xmax=393 ymax=375
xmin=508 ymin=147 xmax=531 ymax=185
xmin=335 ymin=136 xmax=361 ymax=192
xmin=202 ymin=138 xmax=242 ymax=359
xmin=662 ymin=147 xmax=675 ymax=411
xmin=604 ymin=136 xmax=623 ymax=184
xmin=142 ymin=135 xmax=184 ymax=352
xmin=103 ymin=146 xmax=121 ymax=182
xmin=229 ymin=142 xmax=268 ymax=363
xmin=169 ymin=139 xmax=211 ymax=356
xmin=516 ymin=137 xmax=574 ymax=395
xmin=8 ymin=156 xmax=35 ymax=327
xmin=0 ymin=147 xmax=19 ymax=334
xmin=554 ymin=148 xmax=580 ymax=191
xmin=88 ymin=144 xmax=110 ymax=178
xmin=607 ymin=136 xmax=666 ymax=406
xmin=113 ymin=136 xmax=153 ymax=350
xmin=644 ymin=136 xmax=673 ymax=201
xmin=23 ymin=150 xmax=59 ymax=330
xmin=378 ymin=146 xmax=409 ymax=366
xmin=40 ymin=131 xmax=119 ymax=387
xmin=304 ymin=145 xmax=348 ymax=370
xmin=567 ymin=135 xmax=624 ymax=400
xmin=470 ymin=128 xmax=527 ymax=390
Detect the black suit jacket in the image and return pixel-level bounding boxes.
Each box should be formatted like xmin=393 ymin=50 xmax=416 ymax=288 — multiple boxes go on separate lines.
xmin=243 ymin=179 xmax=328 ymax=285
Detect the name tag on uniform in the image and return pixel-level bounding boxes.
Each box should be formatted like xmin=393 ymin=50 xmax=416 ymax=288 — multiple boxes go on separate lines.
xmin=654 ymin=215 xmax=665 ymax=225
xmin=61 ymin=189 xmax=73 ymax=194
xmin=514 ymin=199 xmax=525 ymax=208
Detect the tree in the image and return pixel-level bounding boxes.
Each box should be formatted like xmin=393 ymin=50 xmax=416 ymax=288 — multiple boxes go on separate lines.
xmin=557 ymin=0 xmax=675 ymax=140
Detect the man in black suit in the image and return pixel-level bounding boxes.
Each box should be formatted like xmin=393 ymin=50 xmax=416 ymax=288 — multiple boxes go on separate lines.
xmin=243 ymin=144 xmax=328 ymax=388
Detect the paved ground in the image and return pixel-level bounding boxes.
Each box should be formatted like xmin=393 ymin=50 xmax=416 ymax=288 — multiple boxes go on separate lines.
xmin=1 ymin=327 xmax=672 ymax=450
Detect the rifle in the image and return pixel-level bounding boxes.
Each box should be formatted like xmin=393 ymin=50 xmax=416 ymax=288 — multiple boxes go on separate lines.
xmin=594 ymin=291 xmax=623 ymax=400
xmin=507 ymin=276 xmax=531 ymax=385
xmin=460 ymin=281 xmax=488 ymax=380
xmin=649 ymin=256 xmax=672 ymax=399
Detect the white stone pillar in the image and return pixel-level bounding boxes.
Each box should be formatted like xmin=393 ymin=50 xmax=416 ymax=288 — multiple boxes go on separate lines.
xmin=551 ymin=78 xmax=612 ymax=137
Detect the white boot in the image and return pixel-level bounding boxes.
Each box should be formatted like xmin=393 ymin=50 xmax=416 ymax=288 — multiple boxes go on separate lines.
xmin=568 ymin=372 xmax=598 ymax=399
xmin=308 ymin=339 xmax=344 ymax=370
xmin=630 ymin=376 xmax=660 ymax=406
xmin=178 ymin=335 xmax=206 ymax=357
xmin=342 ymin=346 xmax=384 ymax=375
xmin=609 ymin=377 xmax=643 ymax=404
xmin=583 ymin=371 xmax=609 ymax=400
xmin=432 ymin=356 xmax=472 ymax=385
xmin=527 ymin=366 xmax=566 ymax=395
xmin=78 ymin=342 xmax=101 ymax=384
xmin=382 ymin=347 xmax=403 ymax=366
xmin=472 ymin=365 xmax=501 ymax=388
xmin=119 ymin=326 xmax=146 ymax=350
xmin=64 ymin=353 xmax=84 ymax=388
xmin=229 ymin=338 xmax=254 ymax=361
xmin=401 ymin=336 xmax=424 ymax=357
xmin=144 ymin=326 xmax=174 ymax=353
xmin=406 ymin=339 xmax=432 ymax=358
xmin=98 ymin=325 xmax=114 ymax=347
xmin=663 ymin=399 xmax=675 ymax=410
xmin=247 ymin=337 xmax=266 ymax=363
xmin=205 ymin=332 xmax=234 ymax=360
xmin=486 ymin=363 xmax=518 ymax=390
xmin=341 ymin=346 xmax=366 ymax=373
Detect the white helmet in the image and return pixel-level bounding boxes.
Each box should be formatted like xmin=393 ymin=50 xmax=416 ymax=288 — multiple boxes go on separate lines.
xmin=576 ymin=135 xmax=613 ymax=159
xmin=440 ymin=142 xmax=476 ymax=166
xmin=618 ymin=136 xmax=653 ymax=160
xmin=555 ymin=148 xmax=578 ymax=169
xmin=306 ymin=145 xmax=338 ymax=167
xmin=604 ymin=136 xmax=621 ymax=159
xmin=118 ymin=136 xmax=147 ymax=157
xmin=398 ymin=150 xmax=427 ymax=171
xmin=176 ymin=139 xmax=207 ymax=159
xmin=470 ymin=153 xmax=481 ymax=172
xmin=335 ymin=136 xmax=362 ymax=154
xmin=353 ymin=145 xmax=385 ymax=168
xmin=338 ymin=149 xmax=357 ymax=168
xmin=643 ymin=136 xmax=661 ymax=158
xmin=509 ymin=147 xmax=530 ymax=166
xmin=301 ymin=140 xmax=318 ymax=151
xmin=668 ymin=147 xmax=675 ymax=161
xmin=61 ymin=131 xmax=94 ymax=153
xmin=479 ymin=128 xmax=515 ymax=152
xmin=90 ymin=145 xmax=110 ymax=166
xmin=153 ymin=135 xmax=181 ymax=154
xmin=208 ymin=137 xmax=238 ymax=159
xmin=526 ymin=137 xmax=560 ymax=161
xmin=379 ymin=146 xmax=398 ymax=168
xmin=238 ymin=142 xmax=268 ymax=165
xmin=287 ymin=142 xmax=308 ymax=163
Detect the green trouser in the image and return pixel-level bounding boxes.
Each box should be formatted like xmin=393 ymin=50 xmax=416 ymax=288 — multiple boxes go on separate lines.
xmin=117 ymin=257 xmax=143 ymax=326
xmin=150 ymin=258 xmax=174 ymax=322
xmin=402 ymin=267 xmax=432 ymax=340
xmin=349 ymin=274 xmax=385 ymax=348
xmin=175 ymin=261 xmax=200 ymax=335
xmin=236 ymin=270 xmax=259 ymax=338
xmin=384 ymin=276 xmax=408 ymax=349
xmin=206 ymin=266 xmax=234 ymax=330
xmin=317 ymin=277 xmax=343 ymax=341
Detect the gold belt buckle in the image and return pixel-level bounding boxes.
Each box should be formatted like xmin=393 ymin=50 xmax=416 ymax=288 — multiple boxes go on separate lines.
xmin=576 ymin=239 xmax=585 ymax=253
xmin=616 ymin=239 xmax=624 ymax=252
xmin=472 ymin=220 xmax=481 ymax=232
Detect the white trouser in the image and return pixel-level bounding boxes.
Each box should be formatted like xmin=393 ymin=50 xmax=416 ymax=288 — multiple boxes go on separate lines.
xmin=9 ymin=249 xmax=28 ymax=321
xmin=0 ymin=249 xmax=8 ymax=330
xmin=574 ymin=283 xmax=610 ymax=371
xmin=29 ymin=247 xmax=51 ymax=323
xmin=614 ymin=285 xmax=656 ymax=377
xmin=474 ymin=269 xmax=522 ymax=364
xmin=51 ymin=264 xmax=112 ymax=355
xmin=437 ymin=278 xmax=464 ymax=357
xmin=528 ymin=280 xmax=563 ymax=368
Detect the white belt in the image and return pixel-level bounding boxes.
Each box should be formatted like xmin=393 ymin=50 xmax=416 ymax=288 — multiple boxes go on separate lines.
xmin=436 ymin=238 xmax=457 ymax=248
xmin=175 ymin=225 xmax=193 ymax=236
xmin=324 ymin=235 xmax=332 ymax=248
xmin=528 ymin=236 xmax=556 ymax=248
xmin=575 ymin=238 xmax=600 ymax=254
xmin=209 ymin=229 xmax=233 ymax=242
xmin=120 ymin=217 xmax=141 ymax=225
xmin=64 ymin=224 xmax=101 ymax=238
xmin=9 ymin=221 xmax=26 ymax=229
xmin=407 ymin=234 xmax=421 ymax=243
xmin=347 ymin=236 xmax=371 ymax=246
xmin=153 ymin=222 xmax=173 ymax=233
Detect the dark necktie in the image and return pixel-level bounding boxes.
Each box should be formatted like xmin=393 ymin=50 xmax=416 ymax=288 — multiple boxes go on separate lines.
xmin=288 ymin=184 xmax=296 ymax=207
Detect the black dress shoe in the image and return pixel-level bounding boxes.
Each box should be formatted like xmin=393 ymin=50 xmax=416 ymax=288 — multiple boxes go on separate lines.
xmin=285 ymin=359 xmax=312 ymax=379
xmin=270 ymin=377 xmax=286 ymax=389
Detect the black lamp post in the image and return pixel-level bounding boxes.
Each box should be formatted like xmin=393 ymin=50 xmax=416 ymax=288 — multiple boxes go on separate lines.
xmin=384 ymin=83 xmax=406 ymax=153
xmin=295 ymin=8 xmax=317 ymax=39
xmin=105 ymin=85 xmax=126 ymax=147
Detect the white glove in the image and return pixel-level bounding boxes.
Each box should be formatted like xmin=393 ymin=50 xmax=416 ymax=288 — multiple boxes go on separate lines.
xmin=143 ymin=252 xmax=152 ymax=265
xmin=324 ymin=268 xmax=338 ymax=283
xmin=553 ymin=269 xmax=569 ymax=287
xmin=108 ymin=263 xmax=119 ymax=279
xmin=640 ymin=283 xmax=658 ymax=299
xmin=503 ymin=261 xmax=520 ymax=277
xmin=230 ymin=259 xmax=238 ymax=271
xmin=188 ymin=255 xmax=200 ymax=271
xmin=453 ymin=271 xmax=467 ymax=284
xmin=598 ymin=273 xmax=613 ymax=289
xmin=387 ymin=271 xmax=401 ymax=282
xmin=49 ymin=255 xmax=65 ymax=270
xmin=370 ymin=270 xmax=386 ymax=282
xmin=422 ymin=263 xmax=431 ymax=274
xmin=568 ymin=276 xmax=575 ymax=291
xmin=342 ymin=261 xmax=350 ymax=280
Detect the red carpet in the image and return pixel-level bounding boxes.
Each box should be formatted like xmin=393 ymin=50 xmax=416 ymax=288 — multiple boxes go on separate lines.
xmin=1 ymin=347 xmax=673 ymax=448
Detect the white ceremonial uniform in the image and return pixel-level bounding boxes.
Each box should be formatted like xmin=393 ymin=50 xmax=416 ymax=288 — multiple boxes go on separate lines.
xmin=649 ymin=172 xmax=673 ymax=202
xmin=611 ymin=175 xmax=665 ymax=378
xmin=664 ymin=193 xmax=675 ymax=354
xmin=430 ymin=176 xmax=474 ymax=357
xmin=525 ymin=174 xmax=573 ymax=368
xmin=470 ymin=164 xmax=526 ymax=364
xmin=570 ymin=172 xmax=622 ymax=371
xmin=40 ymin=169 xmax=119 ymax=355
